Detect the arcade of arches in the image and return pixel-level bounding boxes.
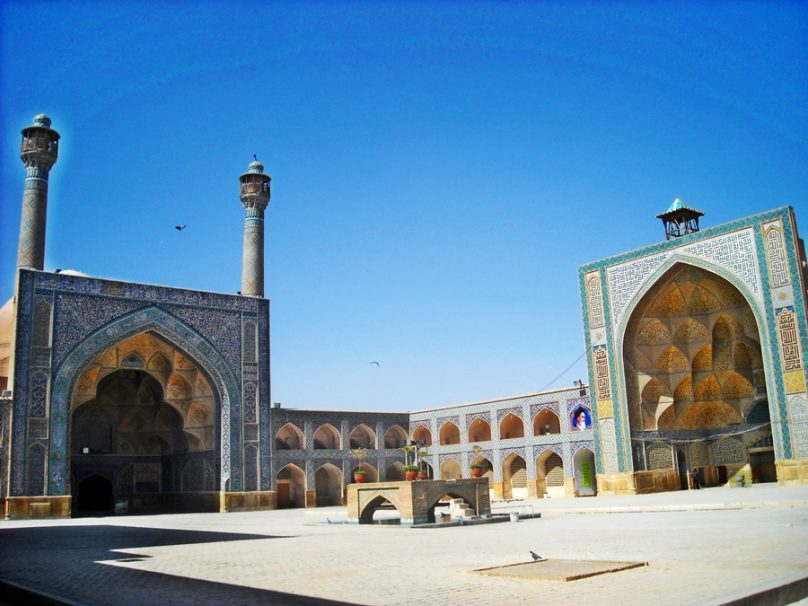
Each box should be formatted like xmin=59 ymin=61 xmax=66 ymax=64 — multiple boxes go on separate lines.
xmin=624 ymin=264 xmax=775 ymax=488
xmin=70 ymin=332 xmax=218 ymax=515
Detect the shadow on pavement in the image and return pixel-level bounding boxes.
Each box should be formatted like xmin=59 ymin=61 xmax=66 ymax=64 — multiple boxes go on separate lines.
xmin=0 ymin=525 xmax=359 ymax=606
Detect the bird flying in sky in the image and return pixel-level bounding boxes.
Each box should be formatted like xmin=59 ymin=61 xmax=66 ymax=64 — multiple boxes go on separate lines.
xmin=370 ymin=361 xmax=380 ymax=367
xmin=175 ymin=225 xmax=187 ymax=231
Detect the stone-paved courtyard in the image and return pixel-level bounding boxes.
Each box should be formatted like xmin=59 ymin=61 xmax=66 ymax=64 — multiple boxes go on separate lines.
xmin=1 ymin=484 xmax=807 ymax=606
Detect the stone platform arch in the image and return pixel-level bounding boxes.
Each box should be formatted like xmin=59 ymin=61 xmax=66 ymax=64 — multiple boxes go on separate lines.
xmin=347 ymin=479 xmax=490 ymax=525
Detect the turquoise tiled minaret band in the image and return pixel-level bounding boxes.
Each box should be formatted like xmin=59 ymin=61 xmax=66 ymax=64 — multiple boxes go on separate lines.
xmin=239 ymin=159 xmax=271 ymax=297
xmin=17 ymin=114 xmax=60 ymax=270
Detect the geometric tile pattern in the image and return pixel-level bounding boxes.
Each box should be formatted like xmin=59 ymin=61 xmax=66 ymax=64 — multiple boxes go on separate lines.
xmin=598 ymin=418 xmax=618 ymax=473
xmin=32 ymin=301 xmax=51 ymax=346
xmin=10 ymin=269 xmax=270 ymax=499
xmin=646 ymin=442 xmax=673 ymax=469
xmin=29 ymin=371 xmax=48 ymax=417
xmin=410 ymin=388 xmax=594 ymax=484
xmin=777 ymin=307 xmax=803 ymax=375
xmin=712 ymin=437 xmax=745 ymax=465
xmin=27 ymin=442 xmax=46 ymax=495
xmin=788 ymin=394 xmax=808 ymax=458
xmin=580 ymin=205 xmax=808 ymax=476
xmin=585 ymin=271 xmax=604 ymax=329
xmin=607 ymin=228 xmax=761 ymax=333
xmin=762 ymin=220 xmax=790 ymax=288
xmin=17 ymin=163 xmax=53 ymax=271
xmin=241 ymin=219 xmax=265 ymax=297
xmin=239 ymin=161 xmax=270 ymax=298
xmin=270 ymin=409 xmax=410 ymax=488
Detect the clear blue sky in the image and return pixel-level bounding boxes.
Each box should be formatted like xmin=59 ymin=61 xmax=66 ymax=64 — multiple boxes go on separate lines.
xmin=1 ymin=2 xmax=806 ymax=411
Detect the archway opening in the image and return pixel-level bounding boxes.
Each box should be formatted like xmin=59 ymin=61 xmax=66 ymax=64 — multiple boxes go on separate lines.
xmin=313 ymin=423 xmax=341 ymax=450
xmin=276 ymin=423 xmax=304 ymax=450
xmin=502 ymin=454 xmax=527 ymax=499
xmin=69 ymin=332 xmax=219 ymax=515
xmin=76 ymin=474 xmax=114 ymax=515
xmin=427 ymin=492 xmax=474 ymax=523
xmin=349 ymin=424 xmax=376 ymax=449
xmin=384 ymin=425 xmax=407 ymax=449
xmin=386 ymin=461 xmax=406 ymax=481
xmin=277 ymin=464 xmax=306 ymax=508
xmin=439 ymin=422 xmax=460 ymax=445
xmin=314 ymin=464 xmax=343 ymax=506
xmin=573 ymin=448 xmax=596 ymax=496
xmin=533 ymin=409 xmax=560 ymax=435
xmin=624 ymin=263 xmax=771 ymax=489
xmin=500 ymin=413 xmax=524 ymax=440
xmin=359 ymin=495 xmax=400 ymax=524
xmin=412 ymin=426 xmax=432 ymax=446
xmin=468 ymin=418 xmax=492 ymax=442
xmin=536 ymin=450 xmax=565 ymax=498
xmin=71 ymin=364 xmax=217 ymax=515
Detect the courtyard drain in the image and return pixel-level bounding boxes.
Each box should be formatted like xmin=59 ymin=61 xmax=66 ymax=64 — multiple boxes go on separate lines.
xmin=475 ymin=559 xmax=647 ymax=582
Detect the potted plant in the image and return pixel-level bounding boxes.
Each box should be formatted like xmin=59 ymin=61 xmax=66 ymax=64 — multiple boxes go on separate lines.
xmin=350 ymin=447 xmax=369 ymax=483
xmin=417 ymin=447 xmax=429 ymax=480
xmin=470 ymin=445 xmax=483 ymax=477
xmin=400 ymin=442 xmax=417 ymax=480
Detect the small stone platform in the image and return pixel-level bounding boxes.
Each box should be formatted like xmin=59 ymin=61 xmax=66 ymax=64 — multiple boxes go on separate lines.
xmin=346 ymin=478 xmax=490 ymax=525
xmin=476 ymin=559 xmax=647 ymax=582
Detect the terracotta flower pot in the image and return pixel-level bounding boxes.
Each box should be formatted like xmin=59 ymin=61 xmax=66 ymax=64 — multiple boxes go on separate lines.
xmin=405 ymin=470 xmax=418 ymax=481
xmin=417 ymin=470 xmax=428 ymax=480
xmin=354 ymin=473 xmax=367 ymax=483
xmin=470 ymin=467 xmax=482 ymax=478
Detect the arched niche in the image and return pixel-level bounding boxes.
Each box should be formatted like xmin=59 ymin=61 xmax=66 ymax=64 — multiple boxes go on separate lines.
xmin=358 ymin=495 xmax=400 ymax=524
xmin=275 ymin=423 xmax=305 ymax=450
xmin=75 ymin=473 xmax=114 ymax=515
xmin=573 ymin=448 xmax=597 ymax=496
xmin=277 ymin=464 xmax=306 ymax=508
xmin=313 ymin=423 xmax=341 ymax=450
xmin=468 ymin=418 xmax=492 ymax=442
xmin=533 ymin=409 xmax=560 ymax=436
xmin=412 ymin=426 xmax=432 ymax=446
xmin=314 ymin=464 xmax=343 ymax=506
xmin=502 ymin=453 xmax=527 ymax=500
xmin=499 ymin=413 xmax=524 ymax=440
xmin=383 ymin=425 xmax=407 ymax=449
xmin=70 ymin=331 xmax=216 ymax=451
xmin=623 ymin=262 xmax=769 ymax=484
xmin=349 ymin=424 xmax=376 ymax=449
xmin=536 ymin=450 xmax=564 ymax=498
xmin=439 ymin=421 xmax=460 ymax=445
xmin=386 ymin=461 xmax=406 ymax=481
xmin=440 ymin=458 xmax=462 ymax=480
xmin=72 ymin=370 xmax=189 ymax=456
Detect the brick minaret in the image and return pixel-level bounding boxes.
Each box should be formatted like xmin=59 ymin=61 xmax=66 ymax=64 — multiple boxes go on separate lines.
xmin=239 ymin=158 xmax=271 ymax=297
xmin=17 ymin=114 xmax=60 ymax=270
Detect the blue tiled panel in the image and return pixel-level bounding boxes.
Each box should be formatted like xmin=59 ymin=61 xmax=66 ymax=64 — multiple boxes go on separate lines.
xmin=578 ymin=206 xmax=808 ymax=470
xmin=11 ymin=269 xmax=271 ymax=497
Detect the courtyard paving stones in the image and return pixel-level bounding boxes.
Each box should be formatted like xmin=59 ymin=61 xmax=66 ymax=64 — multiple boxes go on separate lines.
xmin=1 ymin=484 xmax=807 ymax=606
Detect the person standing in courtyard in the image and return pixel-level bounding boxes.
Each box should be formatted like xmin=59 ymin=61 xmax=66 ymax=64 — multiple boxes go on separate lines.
xmin=691 ymin=468 xmax=701 ymax=490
